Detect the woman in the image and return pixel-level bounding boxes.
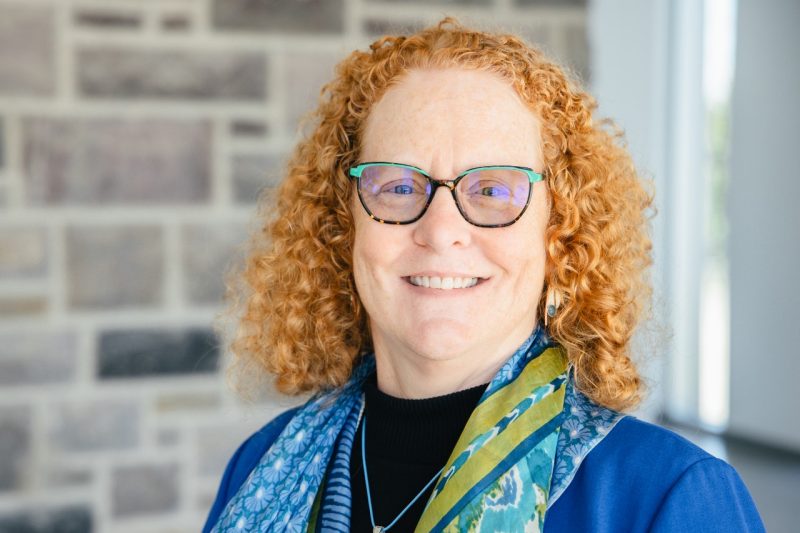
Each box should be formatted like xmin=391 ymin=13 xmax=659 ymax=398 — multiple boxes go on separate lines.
xmin=204 ymin=17 xmax=765 ymax=532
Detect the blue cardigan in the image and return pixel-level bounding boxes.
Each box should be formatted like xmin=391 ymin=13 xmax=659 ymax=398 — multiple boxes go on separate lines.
xmin=204 ymin=409 xmax=765 ymax=532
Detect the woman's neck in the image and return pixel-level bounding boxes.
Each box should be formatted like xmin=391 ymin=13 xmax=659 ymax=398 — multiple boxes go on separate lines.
xmin=373 ymin=354 xmax=501 ymax=399
xmin=370 ymin=325 xmax=535 ymax=398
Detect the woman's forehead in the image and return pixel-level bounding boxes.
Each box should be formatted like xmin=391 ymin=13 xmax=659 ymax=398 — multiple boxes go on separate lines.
xmin=361 ymin=68 xmax=542 ymax=168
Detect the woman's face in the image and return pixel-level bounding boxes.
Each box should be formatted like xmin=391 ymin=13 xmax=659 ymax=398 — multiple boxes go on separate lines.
xmin=352 ymin=67 xmax=550 ymax=373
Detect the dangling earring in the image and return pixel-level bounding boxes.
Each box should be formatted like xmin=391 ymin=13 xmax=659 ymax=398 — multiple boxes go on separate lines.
xmin=544 ymin=286 xmax=562 ymax=327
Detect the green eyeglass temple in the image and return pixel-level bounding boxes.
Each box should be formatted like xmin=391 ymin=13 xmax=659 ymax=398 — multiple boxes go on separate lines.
xmin=347 ymin=161 xmax=544 ymax=228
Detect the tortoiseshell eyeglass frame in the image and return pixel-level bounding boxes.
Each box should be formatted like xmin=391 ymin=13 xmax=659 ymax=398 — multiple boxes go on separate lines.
xmin=348 ymin=161 xmax=544 ymax=228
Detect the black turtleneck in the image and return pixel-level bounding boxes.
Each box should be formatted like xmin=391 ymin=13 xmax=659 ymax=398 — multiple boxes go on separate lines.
xmin=349 ymin=371 xmax=489 ymax=532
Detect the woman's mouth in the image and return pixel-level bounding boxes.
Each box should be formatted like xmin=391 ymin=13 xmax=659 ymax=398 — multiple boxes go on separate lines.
xmin=405 ymin=275 xmax=485 ymax=290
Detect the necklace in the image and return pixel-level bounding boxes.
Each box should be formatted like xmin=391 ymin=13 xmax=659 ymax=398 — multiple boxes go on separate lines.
xmin=361 ymin=413 xmax=445 ymax=533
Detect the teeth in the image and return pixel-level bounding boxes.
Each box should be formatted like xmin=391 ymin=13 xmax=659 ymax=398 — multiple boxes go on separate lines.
xmin=409 ymin=276 xmax=480 ymax=289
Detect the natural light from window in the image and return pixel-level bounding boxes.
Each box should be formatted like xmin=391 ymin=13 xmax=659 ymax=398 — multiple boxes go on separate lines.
xmin=698 ymin=0 xmax=737 ymax=430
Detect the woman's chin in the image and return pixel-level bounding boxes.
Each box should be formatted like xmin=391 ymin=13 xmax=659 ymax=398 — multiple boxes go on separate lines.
xmin=399 ymin=320 xmax=481 ymax=360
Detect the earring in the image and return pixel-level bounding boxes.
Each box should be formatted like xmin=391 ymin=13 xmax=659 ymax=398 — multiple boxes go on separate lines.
xmin=544 ymin=286 xmax=561 ymax=327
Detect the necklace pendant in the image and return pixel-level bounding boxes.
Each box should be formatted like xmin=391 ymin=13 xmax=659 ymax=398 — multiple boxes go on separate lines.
xmin=373 ymin=527 xmax=384 ymax=533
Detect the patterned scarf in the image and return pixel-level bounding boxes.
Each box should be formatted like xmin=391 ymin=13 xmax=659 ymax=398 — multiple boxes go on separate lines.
xmin=212 ymin=324 xmax=601 ymax=532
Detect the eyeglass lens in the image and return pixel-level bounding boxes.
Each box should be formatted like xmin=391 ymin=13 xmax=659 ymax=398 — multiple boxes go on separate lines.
xmin=357 ymin=165 xmax=531 ymax=225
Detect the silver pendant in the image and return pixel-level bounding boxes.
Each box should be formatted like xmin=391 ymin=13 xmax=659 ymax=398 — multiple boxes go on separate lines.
xmin=373 ymin=527 xmax=384 ymax=533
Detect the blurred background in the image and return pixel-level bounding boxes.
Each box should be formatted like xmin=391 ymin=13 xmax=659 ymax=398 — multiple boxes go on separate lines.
xmin=0 ymin=0 xmax=797 ymax=531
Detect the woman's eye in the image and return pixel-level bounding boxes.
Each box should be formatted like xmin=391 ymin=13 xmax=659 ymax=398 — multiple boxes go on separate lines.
xmin=469 ymin=181 xmax=510 ymax=198
xmin=380 ymin=181 xmax=418 ymax=195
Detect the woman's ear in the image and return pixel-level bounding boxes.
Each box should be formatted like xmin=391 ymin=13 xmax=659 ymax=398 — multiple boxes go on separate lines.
xmin=544 ymin=284 xmax=562 ymax=327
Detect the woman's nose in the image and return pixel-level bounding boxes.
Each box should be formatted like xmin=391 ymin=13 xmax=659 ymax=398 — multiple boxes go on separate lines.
xmin=411 ymin=186 xmax=473 ymax=251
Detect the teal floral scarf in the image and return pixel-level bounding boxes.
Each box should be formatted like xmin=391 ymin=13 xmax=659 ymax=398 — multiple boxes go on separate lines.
xmin=211 ymin=323 xmax=624 ymax=532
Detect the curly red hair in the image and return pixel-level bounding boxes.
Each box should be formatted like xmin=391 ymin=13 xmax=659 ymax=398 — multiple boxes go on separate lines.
xmin=221 ymin=16 xmax=656 ymax=411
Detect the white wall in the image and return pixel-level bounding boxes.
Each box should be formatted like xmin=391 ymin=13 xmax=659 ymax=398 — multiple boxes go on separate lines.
xmin=727 ymin=0 xmax=800 ymax=451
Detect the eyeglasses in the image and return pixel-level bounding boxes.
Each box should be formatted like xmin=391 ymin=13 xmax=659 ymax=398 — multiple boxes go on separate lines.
xmin=348 ymin=162 xmax=543 ymax=228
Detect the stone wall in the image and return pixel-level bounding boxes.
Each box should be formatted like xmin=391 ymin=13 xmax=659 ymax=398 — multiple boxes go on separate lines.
xmin=0 ymin=1 xmax=589 ymax=531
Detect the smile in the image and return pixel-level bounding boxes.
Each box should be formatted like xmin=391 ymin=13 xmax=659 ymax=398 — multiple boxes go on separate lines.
xmin=406 ymin=275 xmax=482 ymax=289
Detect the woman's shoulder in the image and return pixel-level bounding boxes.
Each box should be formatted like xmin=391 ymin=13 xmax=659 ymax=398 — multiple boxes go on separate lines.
xmin=594 ymin=415 xmax=715 ymax=469
xmin=546 ymin=415 xmax=766 ymax=532
xmin=585 ymin=415 xmax=752 ymax=496
xmin=202 ymin=406 xmax=300 ymax=533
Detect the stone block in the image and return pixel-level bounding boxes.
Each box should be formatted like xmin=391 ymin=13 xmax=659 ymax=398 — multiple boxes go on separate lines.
xmin=0 ymin=4 xmax=55 ymax=96
xmin=46 ymin=466 xmax=93 ymax=488
xmin=0 ymin=406 xmax=31 ymax=490
xmin=0 ymin=116 xmax=4 ymax=167
xmin=0 ymin=227 xmax=47 ymax=278
xmin=0 ymin=505 xmax=92 ymax=533
xmin=231 ymin=119 xmax=268 ymax=137
xmin=77 ymin=48 xmax=266 ymax=100
xmin=23 ymin=117 xmax=212 ymax=205
xmin=0 ymin=296 xmax=48 ymax=316
xmin=516 ymin=0 xmax=586 ymax=5
xmin=66 ymin=225 xmax=163 ymax=309
xmin=50 ymin=400 xmax=138 ymax=452
xmin=181 ymin=222 xmax=247 ymax=304
xmin=75 ymin=9 xmax=141 ymax=28
xmin=161 ymin=13 xmax=191 ymax=32
xmin=212 ymin=0 xmax=344 ymax=34
xmin=366 ymin=0 xmax=489 ymax=3
xmin=232 ymin=153 xmax=286 ymax=203
xmin=98 ymin=327 xmax=219 ymax=378
xmin=111 ymin=462 xmax=179 ymax=517
xmin=284 ymin=52 xmax=340 ymax=135
xmin=0 ymin=331 xmax=77 ymax=385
